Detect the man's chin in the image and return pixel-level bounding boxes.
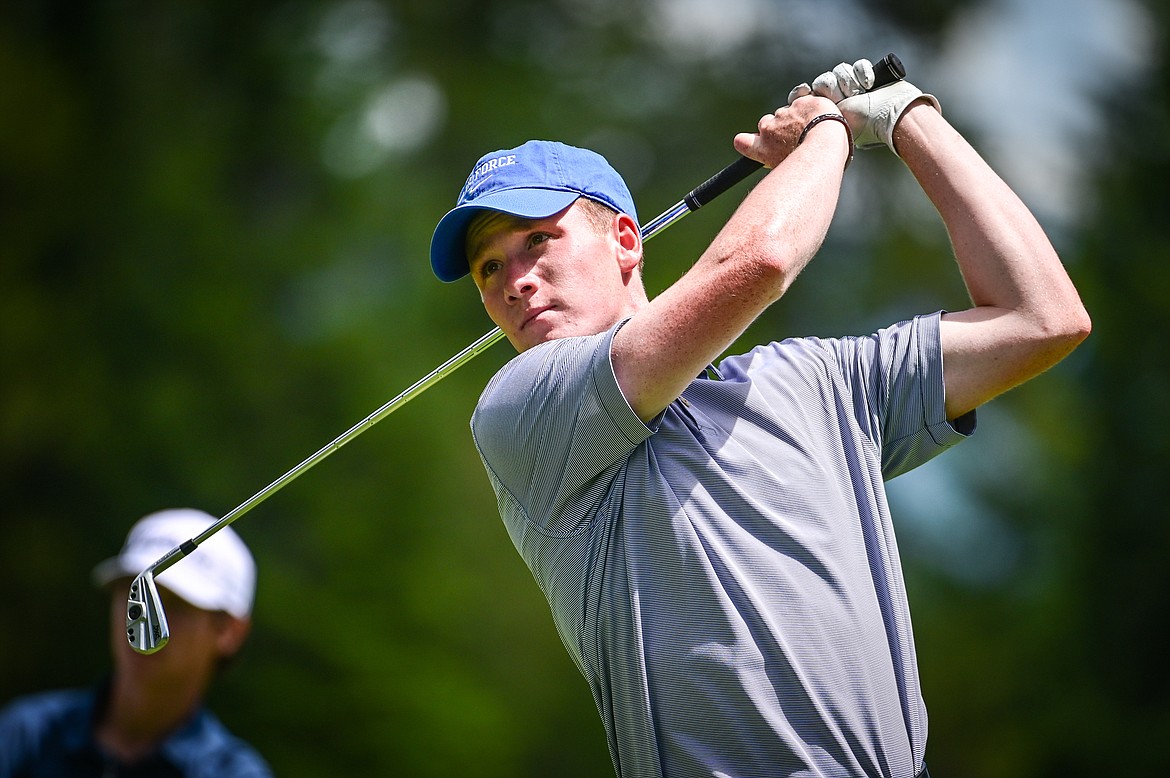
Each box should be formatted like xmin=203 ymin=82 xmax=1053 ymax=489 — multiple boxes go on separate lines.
xmin=511 ymin=320 xmax=555 ymax=351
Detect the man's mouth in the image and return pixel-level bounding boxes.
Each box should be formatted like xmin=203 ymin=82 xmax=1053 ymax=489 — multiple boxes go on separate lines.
xmin=521 ymin=305 xmax=553 ymax=330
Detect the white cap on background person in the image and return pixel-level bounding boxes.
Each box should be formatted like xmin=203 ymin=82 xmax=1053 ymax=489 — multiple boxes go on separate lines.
xmin=92 ymin=508 xmax=256 ymax=619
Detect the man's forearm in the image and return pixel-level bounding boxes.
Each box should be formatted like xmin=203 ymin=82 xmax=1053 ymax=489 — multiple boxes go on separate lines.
xmin=893 ymin=101 xmax=1091 ymax=416
xmin=894 ymin=102 xmax=1074 ymax=313
xmin=709 ymin=116 xmax=850 ymax=295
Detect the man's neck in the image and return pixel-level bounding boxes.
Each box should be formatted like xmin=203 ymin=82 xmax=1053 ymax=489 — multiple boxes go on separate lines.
xmin=94 ymin=674 xmax=202 ymax=763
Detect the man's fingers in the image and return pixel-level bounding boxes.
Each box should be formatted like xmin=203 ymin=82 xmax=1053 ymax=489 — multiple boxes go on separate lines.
xmin=853 ymin=59 xmax=875 ymax=91
xmin=732 ymin=131 xmax=762 ymax=160
xmin=810 ymin=60 xmax=876 ymax=103
xmin=835 ymin=63 xmax=860 ymax=97
xmin=811 ymin=70 xmax=845 ymax=102
xmin=788 ymin=83 xmax=812 ymax=104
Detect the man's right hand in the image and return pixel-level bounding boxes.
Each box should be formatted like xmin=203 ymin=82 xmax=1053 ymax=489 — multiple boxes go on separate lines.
xmin=732 ymin=95 xmax=843 ymax=168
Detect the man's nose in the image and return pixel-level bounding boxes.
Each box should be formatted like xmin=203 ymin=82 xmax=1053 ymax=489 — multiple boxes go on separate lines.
xmin=506 ymin=269 xmax=538 ymax=301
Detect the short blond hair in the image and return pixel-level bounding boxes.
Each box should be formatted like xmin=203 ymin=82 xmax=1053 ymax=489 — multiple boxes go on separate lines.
xmin=576 ymin=198 xmax=644 ymax=273
xmin=576 ymin=197 xmax=620 ymax=234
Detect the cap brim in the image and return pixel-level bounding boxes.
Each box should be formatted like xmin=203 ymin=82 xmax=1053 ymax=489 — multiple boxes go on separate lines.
xmin=92 ymin=556 xmax=132 ymax=588
xmin=429 ymin=188 xmax=580 ymax=282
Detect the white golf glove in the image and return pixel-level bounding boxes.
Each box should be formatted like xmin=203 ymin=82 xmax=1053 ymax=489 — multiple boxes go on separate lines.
xmin=788 ymin=59 xmax=941 ymax=153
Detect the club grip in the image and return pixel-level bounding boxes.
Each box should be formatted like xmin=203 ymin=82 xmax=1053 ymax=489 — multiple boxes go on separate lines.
xmin=683 ymin=53 xmax=905 ymax=210
xmin=872 ymin=53 xmax=905 ymax=89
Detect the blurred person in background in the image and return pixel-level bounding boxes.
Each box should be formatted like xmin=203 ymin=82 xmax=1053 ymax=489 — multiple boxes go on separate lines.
xmin=0 ymin=509 xmax=272 ymax=778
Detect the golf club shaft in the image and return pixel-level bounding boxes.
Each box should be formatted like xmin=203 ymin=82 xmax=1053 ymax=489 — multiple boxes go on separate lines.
xmin=147 ymin=195 xmax=692 ymax=579
xmin=145 ymin=53 xmax=907 ymax=579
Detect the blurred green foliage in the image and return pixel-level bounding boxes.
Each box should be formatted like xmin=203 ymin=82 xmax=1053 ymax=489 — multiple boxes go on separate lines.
xmin=2 ymin=1 xmax=1167 ymax=776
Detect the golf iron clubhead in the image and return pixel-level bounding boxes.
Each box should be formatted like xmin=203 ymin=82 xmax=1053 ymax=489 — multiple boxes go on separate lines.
xmin=126 ymin=570 xmax=170 ymax=654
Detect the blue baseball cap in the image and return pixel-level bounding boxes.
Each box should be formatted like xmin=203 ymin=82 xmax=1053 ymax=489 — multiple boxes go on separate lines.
xmin=429 ymin=140 xmax=639 ymax=282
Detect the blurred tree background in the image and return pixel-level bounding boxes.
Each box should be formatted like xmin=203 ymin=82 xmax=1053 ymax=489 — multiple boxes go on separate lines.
xmin=2 ymin=0 xmax=1167 ymax=775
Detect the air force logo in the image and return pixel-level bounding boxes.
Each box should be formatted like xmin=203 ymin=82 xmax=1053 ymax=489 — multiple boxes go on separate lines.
xmin=460 ymin=153 xmax=518 ymax=201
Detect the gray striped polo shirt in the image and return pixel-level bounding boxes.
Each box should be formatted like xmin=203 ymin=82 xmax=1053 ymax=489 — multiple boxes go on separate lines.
xmin=471 ymin=312 xmax=973 ymax=778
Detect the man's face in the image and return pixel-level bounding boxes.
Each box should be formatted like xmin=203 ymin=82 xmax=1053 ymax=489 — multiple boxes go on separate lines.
xmin=466 ymin=201 xmax=642 ymax=352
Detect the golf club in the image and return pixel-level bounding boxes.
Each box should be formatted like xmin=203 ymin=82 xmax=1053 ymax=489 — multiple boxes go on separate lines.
xmin=126 ymin=54 xmax=907 ymax=654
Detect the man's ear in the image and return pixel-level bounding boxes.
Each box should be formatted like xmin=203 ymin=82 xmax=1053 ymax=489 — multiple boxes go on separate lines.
xmin=614 ymin=213 xmax=642 ymax=274
xmin=215 ymin=615 xmax=252 ymax=659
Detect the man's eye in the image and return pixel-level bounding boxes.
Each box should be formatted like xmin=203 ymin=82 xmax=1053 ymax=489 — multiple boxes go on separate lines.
xmin=481 ymin=260 xmax=501 ymax=278
xmin=527 ymin=233 xmax=549 ymax=249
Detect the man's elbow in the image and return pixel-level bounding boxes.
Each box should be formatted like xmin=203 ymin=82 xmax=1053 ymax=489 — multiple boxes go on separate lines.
xmin=1056 ymin=300 xmax=1092 ymax=347
xmin=1035 ymin=301 xmax=1092 ymax=361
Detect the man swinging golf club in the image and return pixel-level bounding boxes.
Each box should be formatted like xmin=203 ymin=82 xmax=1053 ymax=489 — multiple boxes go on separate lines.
xmin=116 ymin=56 xmax=904 ymax=660
xmin=427 ymin=58 xmax=1090 ymax=777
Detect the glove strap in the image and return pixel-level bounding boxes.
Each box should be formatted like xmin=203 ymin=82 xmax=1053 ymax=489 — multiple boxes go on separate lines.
xmin=798 ymin=113 xmax=854 ymax=170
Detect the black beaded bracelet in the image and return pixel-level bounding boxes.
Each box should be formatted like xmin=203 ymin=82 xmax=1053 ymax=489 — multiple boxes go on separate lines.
xmin=797 ymin=113 xmax=854 ymax=170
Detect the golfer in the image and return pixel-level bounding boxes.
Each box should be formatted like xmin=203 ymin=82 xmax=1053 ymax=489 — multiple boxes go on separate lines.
xmin=428 ymin=60 xmax=1090 ymax=777
xmin=0 ymin=509 xmax=272 ymax=777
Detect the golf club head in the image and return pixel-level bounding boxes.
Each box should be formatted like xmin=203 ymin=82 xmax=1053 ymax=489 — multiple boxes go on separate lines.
xmin=126 ymin=570 xmax=170 ymax=654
